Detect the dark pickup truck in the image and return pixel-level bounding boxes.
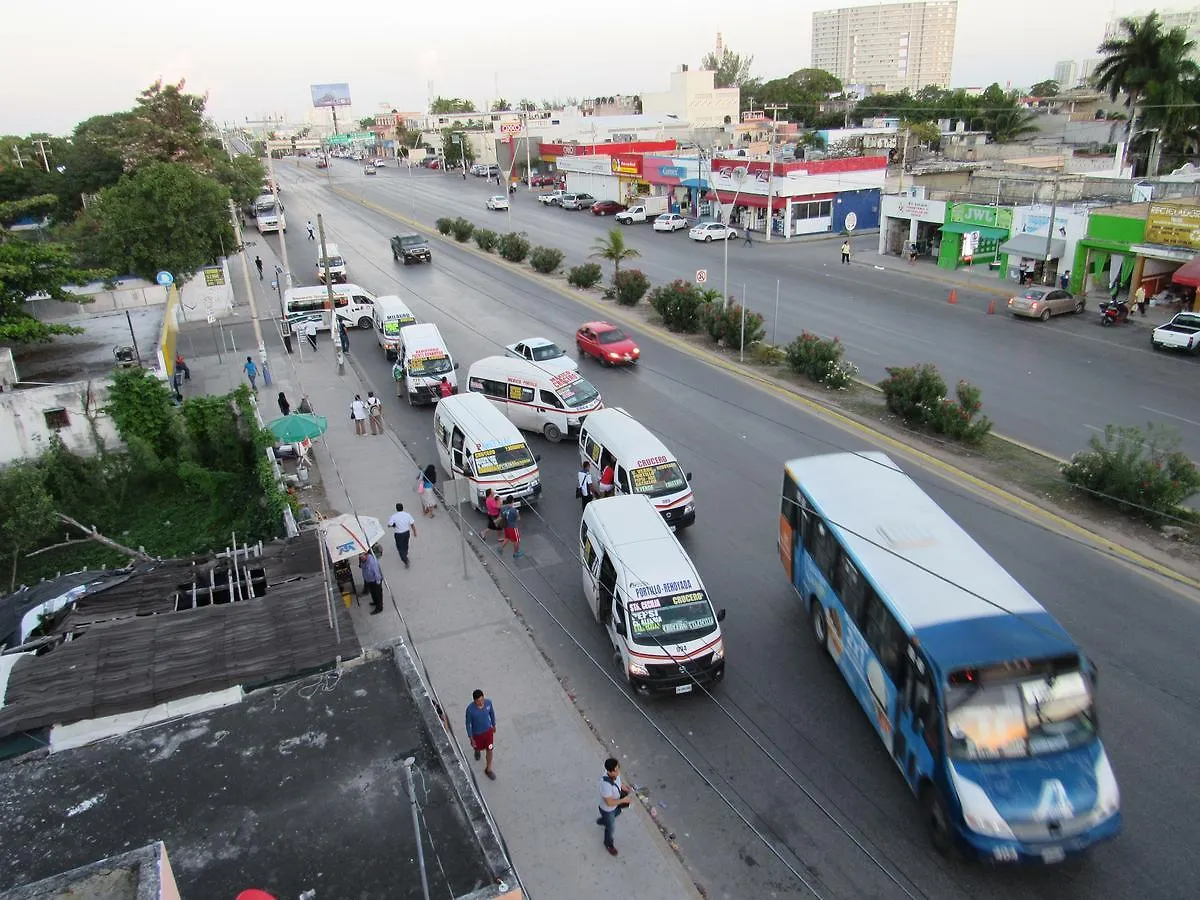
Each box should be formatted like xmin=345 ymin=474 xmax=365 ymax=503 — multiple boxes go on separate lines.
xmin=391 ymin=233 xmax=432 ymax=265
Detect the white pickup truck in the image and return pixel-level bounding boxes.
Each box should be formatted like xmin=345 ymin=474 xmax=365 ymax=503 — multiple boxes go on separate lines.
xmin=615 ymin=196 xmax=669 ymax=224
xmin=1151 ymin=311 xmax=1200 ymax=352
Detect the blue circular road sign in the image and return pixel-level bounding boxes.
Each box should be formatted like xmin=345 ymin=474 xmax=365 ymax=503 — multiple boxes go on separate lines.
xmin=156 ymin=271 xmax=174 ymax=286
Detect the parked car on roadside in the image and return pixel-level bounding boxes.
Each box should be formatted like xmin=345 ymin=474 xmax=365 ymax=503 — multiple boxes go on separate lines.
xmin=538 ymin=190 xmax=567 ymax=205
xmin=688 ymin=222 xmax=738 ymax=242
xmin=1151 ymin=311 xmax=1200 ymax=352
xmin=1007 ymin=287 xmax=1083 ymax=321
xmin=561 ymin=193 xmax=596 ymax=210
xmin=652 ymin=213 xmax=689 ymax=232
xmin=591 ymin=200 xmax=627 ymax=216
xmin=527 ymin=173 xmax=555 ymax=187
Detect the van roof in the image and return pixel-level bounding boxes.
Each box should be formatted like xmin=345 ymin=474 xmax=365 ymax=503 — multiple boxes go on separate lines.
xmin=319 ymin=242 xmax=340 ymax=256
xmin=583 ymin=408 xmax=672 ymax=466
xmin=284 ymin=283 xmax=369 ymax=301
xmin=437 ymin=393 xmax=524 ymax=449
xmin=374 ymin=294 xmax=414 ymax=314
xmin=469 ymin=355 xmax=565 ymax=381
xmin=400 ymin=322 xmax=445 ymax=348
xmin=585 ymin=495 xmax=697 ymax=591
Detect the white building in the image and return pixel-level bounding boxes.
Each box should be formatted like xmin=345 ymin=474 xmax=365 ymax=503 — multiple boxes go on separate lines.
xmin=1078 ymin=57 xmax=1103 ymax=86
xmin=1104 ymin=7 xmax=1200 ymax=60
xmin=811 ymin=0 xmax=959 ymax=93
xmin=1053 ymin=60 xmax=1079 ymax=90
xmin=640 ymin=67 xmax=740 ymax=129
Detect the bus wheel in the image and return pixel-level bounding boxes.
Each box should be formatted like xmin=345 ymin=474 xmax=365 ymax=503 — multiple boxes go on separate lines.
xmin=922 ymin=785 xmax=954 ymax=857
xmin=810 ymin=601 xmax=828 ymax=651
xmin=543 ymin=422 xmax=563 ymax=442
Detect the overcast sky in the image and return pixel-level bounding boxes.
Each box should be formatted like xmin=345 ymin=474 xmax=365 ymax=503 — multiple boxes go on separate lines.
xmin=0 ymin=0 xmax=1169 ymax=135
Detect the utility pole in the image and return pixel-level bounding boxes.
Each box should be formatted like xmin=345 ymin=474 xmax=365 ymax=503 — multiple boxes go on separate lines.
xmin=763 ymin=105 xmax=787 ymax=243
xmin=230 ymin=200 xmax=271 ymax=386
xmin=11 ymin=145 xmax=24 ymax=168
xmin=319 ymin=215 xmax=337 ymax=349
xmin=1042 ymin=174 xmax=1060 ymax=286
xmin=266 ymin=148 xmax=293 ymax=296
xmin=524 ymin=112 xmax=533 ymax=189
xmin=32 ymin=139 xmax=52 ymax=173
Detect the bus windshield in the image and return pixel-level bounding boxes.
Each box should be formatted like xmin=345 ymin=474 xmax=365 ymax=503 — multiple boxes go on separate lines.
xmin=631 ymin=462 xmax=687 ymax=497
xmin=627 ymin=590 xmax=717 ymax=645
xmin=557 ymin=376 xmax=599 ymax=409
xmin=947 ymin=669 xmax=1096 ymax=761
xmin=408 ymin=354 xmax=453 ymax=376
xmin=473 ymin=442 xmax=535 ymax=476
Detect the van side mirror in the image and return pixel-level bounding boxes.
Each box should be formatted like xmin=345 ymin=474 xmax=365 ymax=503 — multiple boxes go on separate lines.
xmin=454 ymin=362 xmax=460 ymax=370
xmin=534 ymin=454 xmax=542 ymax=462
xmin=716 ymin=608 xmax=726 ymax=622
xmin=686 ymin=472 xmax=693 ymax=481
xmin=614 ymin=619 xmax=627 ymax=637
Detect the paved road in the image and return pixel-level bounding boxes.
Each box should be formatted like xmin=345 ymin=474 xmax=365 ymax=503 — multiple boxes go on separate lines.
xmin=207 ymin=162 xmax=1200 ymax=900
xmin=292 ymin=156 xmax=1200 ymax=463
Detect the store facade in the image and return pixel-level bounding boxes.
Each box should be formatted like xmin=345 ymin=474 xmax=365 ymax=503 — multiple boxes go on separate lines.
xmin=1069 ymin=206 xmax=1145 ymax=296
xmin=556 ymin=154 xmax=621 ymax=201
xmin=878 ymin=194 xmax=948 ymax=258
xmin=997 ymin=204 xmax=1090 ymax=287
xmin=611 ymin=153 xmax=653 ymax=203
xmin=937 ymin=203 xmax=1013 ymax=271
xmin=641 ymin=156 xmax=707 ymax=215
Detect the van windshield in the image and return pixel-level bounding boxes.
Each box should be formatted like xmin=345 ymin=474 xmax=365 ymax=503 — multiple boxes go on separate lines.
xmin=322 ymin=256 xmax=344 ymax=268
xmin=408 ymin=353 xmax=453 ymax=376
xmin=631 ymin=462 xmax=687 ymax=497
xmin=627 ymin=589 xmax=718 ymax=646
xmin=557 ymin=376 xmax=599 ymax=409
xmin=473 ymin=442 xmax=535 ymax=476
xmin=382 ymin=318 xmax=414 ymax=336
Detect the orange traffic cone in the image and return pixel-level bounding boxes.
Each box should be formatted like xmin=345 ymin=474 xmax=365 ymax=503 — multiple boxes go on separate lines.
xmin=987 ymin=298 xmax=996 ymax=315
xmin=948 ymin=288 xmax=957 ymax=304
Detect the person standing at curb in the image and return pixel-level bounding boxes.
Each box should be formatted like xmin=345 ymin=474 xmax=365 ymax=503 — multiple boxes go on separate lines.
xmin=359 ymin=550 xmax=384 ymax=615
xmin=597 ymin=757 xmax=633 ymax=857
xmin=479 ymin=489 xmax=503 ymax=543
xmin=743 ymin=228 xmax=753 ymax=247
xmin=338 ymin=319 xmax=350 ymax=353
xmin=577 ymin=461 xmax=594 ymax=510
xmin=254 ymin=256 xmax=264 ymax=280
xmin=392 ymin=357 xmax=405 ymax=397
xmin=465 ymin=689 xmax=497 ymax=781
xmin=498 ymin=497 xmax=523 ymax=559
xmin=304 ymin=318 xmax=319 ymax=352
xmin=366 ymin=391 xmax=384 ymax=434
xmin=243 ymin=356 xmax=258 ymax=392
xmin=387 ymin=502 xmax=417 ymax=568
xmin=350 ymin=395 xmax=367 ymax=435
xmin=840 ymin=239 xmax=851 ymax=265
xmin=277 ymin=392 xmax=290 ymax=416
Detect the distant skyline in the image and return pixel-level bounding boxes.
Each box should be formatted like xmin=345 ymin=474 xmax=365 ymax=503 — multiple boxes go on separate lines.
xmin=0 ymin=0 xmax=1182 ymax=136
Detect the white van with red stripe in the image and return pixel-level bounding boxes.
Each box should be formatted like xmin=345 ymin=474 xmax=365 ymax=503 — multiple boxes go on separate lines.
xmin=466 ymin=356 xmax=603 ymax=442
xmin=579 ymin=407 xmax=695 ymax=530
xmin=581 ymin=494 xmax=725 ymax=695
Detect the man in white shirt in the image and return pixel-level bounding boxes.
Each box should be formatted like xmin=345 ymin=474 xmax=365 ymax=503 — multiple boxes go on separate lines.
xmin=350 ymin=394 xmax=367 ymax=436
xmin=366 ymin=391 xmax=384 ymax=435
xmin=596 ymin=757 xmax=632 ymax=857
xmin=577 ymin=461 xmax=593 ymax=510
xmin=304 ymin=318 xmax=319 ymax=351
xmin=387 ymin=502 xmax=417 ymax=568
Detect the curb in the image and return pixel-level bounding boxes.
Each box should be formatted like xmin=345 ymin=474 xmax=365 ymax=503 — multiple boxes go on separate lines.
xmin=329 ymin=184 xmax=1200 ymax=594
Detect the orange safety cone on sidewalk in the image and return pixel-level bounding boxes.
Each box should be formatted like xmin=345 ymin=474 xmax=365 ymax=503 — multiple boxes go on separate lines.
xmin=948 ymin=288 xmax=957 ymax=304
xmin=987 ymin=298 xmax=996 ymax=315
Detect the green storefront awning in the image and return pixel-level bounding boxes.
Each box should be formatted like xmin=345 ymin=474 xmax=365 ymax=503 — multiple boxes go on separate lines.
xmin=940 ymin=222 xmax=1008 ymax=239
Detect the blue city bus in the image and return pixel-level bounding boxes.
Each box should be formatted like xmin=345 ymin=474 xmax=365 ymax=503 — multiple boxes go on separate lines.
xmin=779 ymin=451 xmax=1121 ymax=863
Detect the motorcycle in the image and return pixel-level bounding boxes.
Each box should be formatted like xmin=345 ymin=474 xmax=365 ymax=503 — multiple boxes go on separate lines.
xmin=1099 ymin=299 xmax=1131 ymax=326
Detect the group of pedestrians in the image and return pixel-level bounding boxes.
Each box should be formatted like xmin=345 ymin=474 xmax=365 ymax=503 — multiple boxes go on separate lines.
xmin=478 ymin=489 xmax=524 ymax=558
xmin=575 ymin=459 xmax=616 ymax=510
xmin=350 ymin=392 xmax=385 ymax=435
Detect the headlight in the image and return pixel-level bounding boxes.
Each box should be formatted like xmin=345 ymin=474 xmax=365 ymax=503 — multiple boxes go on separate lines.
xmin=632 ymin=348 xmax=640 ymax=355
xmin=711 ymin=641 xmax=724 ymax=661
xmin=1087 ymin=796 xmax=1120 ymax=827
xmin=684 ymin=503 xmax=695 ymax=514
xmin=530 ymin=479 xmax=540 ymax=488
xmin=608 ymin=351 xmax=620 ymax=358
xmin=965 ymin=813 xmax=1015 ymax=839
xmin=628 ymin=661 xmax=649 ymax=677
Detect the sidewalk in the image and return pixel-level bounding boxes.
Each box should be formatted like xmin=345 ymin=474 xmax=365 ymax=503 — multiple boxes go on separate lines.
xmin=183 ymin=327 xmax=702 ymax=900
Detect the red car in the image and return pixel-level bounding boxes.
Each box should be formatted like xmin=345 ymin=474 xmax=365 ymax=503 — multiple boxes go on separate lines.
xmin=527 ymin=173 xmax=555 ymax=186
xmin=576 ymin=321 xmax=640 ymax=365
xmin=591 ymin=200 xmax=627 ymax=216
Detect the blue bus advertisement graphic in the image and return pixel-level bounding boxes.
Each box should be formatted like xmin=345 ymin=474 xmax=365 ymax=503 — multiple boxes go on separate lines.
xmin=779 ymin=452 xmax=1121 ymax=864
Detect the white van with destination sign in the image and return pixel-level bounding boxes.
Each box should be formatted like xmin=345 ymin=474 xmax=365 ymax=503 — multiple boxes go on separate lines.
xmin=579 ymin=407 xmax=695 ymax=530
xmin=399 ymin=322 xmax=458 ymax=405
xmin=316 ymin=242 xmax=348 ymax=283
xmin=434 ymin=393 xmax=542 ymax=510
xmin=282 ymin=283 xmax=376 ymax=332
xmin=372 ymin=295 xmax=417 ymax=359
xmin=581 ymin=494 xmax=725 ymax=695
xmin=466 ymin=356 xmax=603 ymax=442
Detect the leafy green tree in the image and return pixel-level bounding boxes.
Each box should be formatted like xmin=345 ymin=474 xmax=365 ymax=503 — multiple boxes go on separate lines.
xmin=491 ymin=98 xmax=511 ymax=112
xmin=212 ymin=153 xmax=266 ymax=206
xmin=440 ymin=129 xmax=475 ymax=167
xmin=1029 ymin=79 xmax=1060 ymax=97
xmin=359 ymin=116 xmax=376 ymax=130
xmin=590 ymin=228 xmax=641 ymax=284
xmin=518 ymin=99 xmax=538 ymax=112
xmin=120 ymin=79 xmax=214 ymax=172
xmin=431 ymin=96 xmax=474 ymax=113
xmin=701 ymin=46 xmax=756 ymax=88
xmin=0 ymin=461 xmax=58 ymax=590
xmin=105 ymin=367 xmax=182 ymax=462
xmin=988 ymin=107 xmax=1040 ymax=142
xmin=83 ymin=162 xmax=233 ymax=281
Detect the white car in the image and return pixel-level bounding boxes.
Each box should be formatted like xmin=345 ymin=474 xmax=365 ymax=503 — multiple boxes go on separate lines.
xmin=372 ymin=158 xmax=387 ymax=167
xmin=504 ymin=337 xmax=578 ymax=374
xmin=689 ymin=222 xmax=738 ymax=242
xmin=653 ymin=213 xmax=689 ymax=233
xmin=538 ymin=190 xmax=567 ymax=205
xmin=486 ymin=195 xmax=510 ymax=210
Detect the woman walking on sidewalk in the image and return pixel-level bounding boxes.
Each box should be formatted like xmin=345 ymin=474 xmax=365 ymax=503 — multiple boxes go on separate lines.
xmin=417 ymin=465 xmax=438 ymax=517
xmin=479 ymin=489 xmax=503 ymax=543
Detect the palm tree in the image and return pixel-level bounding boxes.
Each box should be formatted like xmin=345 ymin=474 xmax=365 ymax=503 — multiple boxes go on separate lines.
xmin=988 ymin=108 xmax=1040 ymax=143
xmin=590 ymin=228 xmax=640 ymax=284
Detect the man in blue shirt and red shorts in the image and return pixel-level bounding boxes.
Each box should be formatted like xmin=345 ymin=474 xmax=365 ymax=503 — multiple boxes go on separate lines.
xmin=465 ymin=689 xmax=497 ymax=780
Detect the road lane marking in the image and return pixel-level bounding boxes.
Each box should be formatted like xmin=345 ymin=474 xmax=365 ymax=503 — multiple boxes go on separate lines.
xmin=332 ymin=184 xmax=1200 ymax=595
xmin=1141 ymin=406 xmax=1200 ymax=429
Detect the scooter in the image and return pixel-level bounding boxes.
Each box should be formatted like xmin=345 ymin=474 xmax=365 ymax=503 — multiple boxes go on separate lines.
xmin=1099 ymin=299 xmax=1131 ymax=326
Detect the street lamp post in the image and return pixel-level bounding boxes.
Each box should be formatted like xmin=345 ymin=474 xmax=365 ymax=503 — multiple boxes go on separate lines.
xmin=723 ymin=166 xmax=749 ymax=304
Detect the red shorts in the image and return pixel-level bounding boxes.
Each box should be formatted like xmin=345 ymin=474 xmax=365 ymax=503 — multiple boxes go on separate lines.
xmin=470 ymin=728 xmax=494 ymax=752
xmin=504 ymin=527 xmax=519 ymax=542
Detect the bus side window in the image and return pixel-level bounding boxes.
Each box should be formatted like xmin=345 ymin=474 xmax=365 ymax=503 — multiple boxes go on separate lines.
xmin=450 ymin=427 xmax=466 ymax=470
xmin=580 ymin=519 xmax=590 ymax=548
xmin=807 ymin=518 xmax=839 ymax=585
xmin=863 ymin=595 xmax=905 ymax=683
xmin=836 ymin=553 xmax=869 ymax=625
xmin=781 ymin=475 xmax=800 ymax=528
xmin=540 ymin=389 xmax=564 ymax=409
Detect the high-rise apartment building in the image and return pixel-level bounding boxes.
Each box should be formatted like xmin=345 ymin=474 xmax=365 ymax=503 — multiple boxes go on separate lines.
xmin=1103 ymin=6 xmax=1200 ymax=60
xmin=811 ymin=1 xmax=958 ymax=93
xmin=1053 ymin=60 xmax=1079 ymax=90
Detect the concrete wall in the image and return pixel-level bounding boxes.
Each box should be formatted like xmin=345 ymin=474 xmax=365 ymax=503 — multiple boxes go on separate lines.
xmin=0 ymin=378 xmax=120 ymax=465
xmin=28 ymin=262 xmax=236 ymax=324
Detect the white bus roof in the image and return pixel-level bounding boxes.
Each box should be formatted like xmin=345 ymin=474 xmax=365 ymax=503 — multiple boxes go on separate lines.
xmin=584 ymin=408 xmax=673 ymax=466
xmin=284 ymin=283 xmax=372 ymax=302
xmin=586 ymin=495 xmax=699 ymax=596
xmin=438 ymin=393 xmax=526 ymax=450
xmin=784 ymin=452 xmax=1051 ymax=635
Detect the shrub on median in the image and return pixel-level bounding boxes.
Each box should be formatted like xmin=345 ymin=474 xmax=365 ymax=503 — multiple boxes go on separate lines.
xmin=435 ymin=217 xmax=453 ymax=235
xmin=1062 ymin=423 xmax=1200 ymax=517
xmin=878 ymin=364 xmax=992 ymax=444
xmin=612 ymin=268 xmax=650 ymax=306
xmin=529 ymin=246 xmax=565 ymax=274
xmin=473 ymin=228 xmax=499 ymax=252
xmin=648 ymin=280 xmax=704 ymax=331
xmin=786 ymin=332 xmax=858 ymax=390
xmin=567 ymin=263 xmax=603 ymax=290
xmin=497 ymin=231 xmax=531 ymax=263
xmin=450 ymin=217 xmax=475 ymax=242
xmin=701 ymin=301 xmax=765 ymax=349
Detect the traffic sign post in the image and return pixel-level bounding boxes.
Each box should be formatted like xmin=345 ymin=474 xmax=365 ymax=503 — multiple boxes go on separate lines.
xmin=695 ymin=269 xmax=708 ymax=284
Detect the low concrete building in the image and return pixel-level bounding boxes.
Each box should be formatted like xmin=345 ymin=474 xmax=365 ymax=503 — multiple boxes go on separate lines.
xmin=640 ymin=67 xmax=740 ymax=129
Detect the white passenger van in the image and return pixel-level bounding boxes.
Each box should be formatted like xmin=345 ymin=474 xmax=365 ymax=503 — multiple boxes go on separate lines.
xmin=434 ymin=393 xmax=542 ymax=511
xmin=398 ymin=323 xmax=458 ymax=405
xmin=316 ymin=242 xmax=348 ymax=283
xmin=466 ymin=356 xmax=603 ymax=442
xmin=282 ymin=283 xmax=376 ymax=332
xmin=372 ymin=295 xmax=417 ymax=359
xmin=581 ymin=494 xmax=726 ymax=695
xmin=579 ymin=407 xmax=695 ymax=530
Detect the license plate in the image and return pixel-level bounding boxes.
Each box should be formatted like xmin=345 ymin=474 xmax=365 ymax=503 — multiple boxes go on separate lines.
xmin=675 ymin=683 xmax=693 ymax=694
xmin=1041 ymin=847 xmax=1065 ymax=864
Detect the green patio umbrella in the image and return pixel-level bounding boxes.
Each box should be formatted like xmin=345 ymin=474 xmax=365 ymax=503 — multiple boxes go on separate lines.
xmin=267 ymin=413 xmax=328 ymax=442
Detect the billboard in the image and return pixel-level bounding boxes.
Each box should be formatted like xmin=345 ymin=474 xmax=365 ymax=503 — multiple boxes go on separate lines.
xmin=311 ymin=83 xmax=352 ymax=108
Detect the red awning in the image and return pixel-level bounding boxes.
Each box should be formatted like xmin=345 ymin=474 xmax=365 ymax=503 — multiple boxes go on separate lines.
xmin=1172 ymin=257 xmax=1200 ymax=287
xmin=711 ymin=189 xmax=788 ymax=211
